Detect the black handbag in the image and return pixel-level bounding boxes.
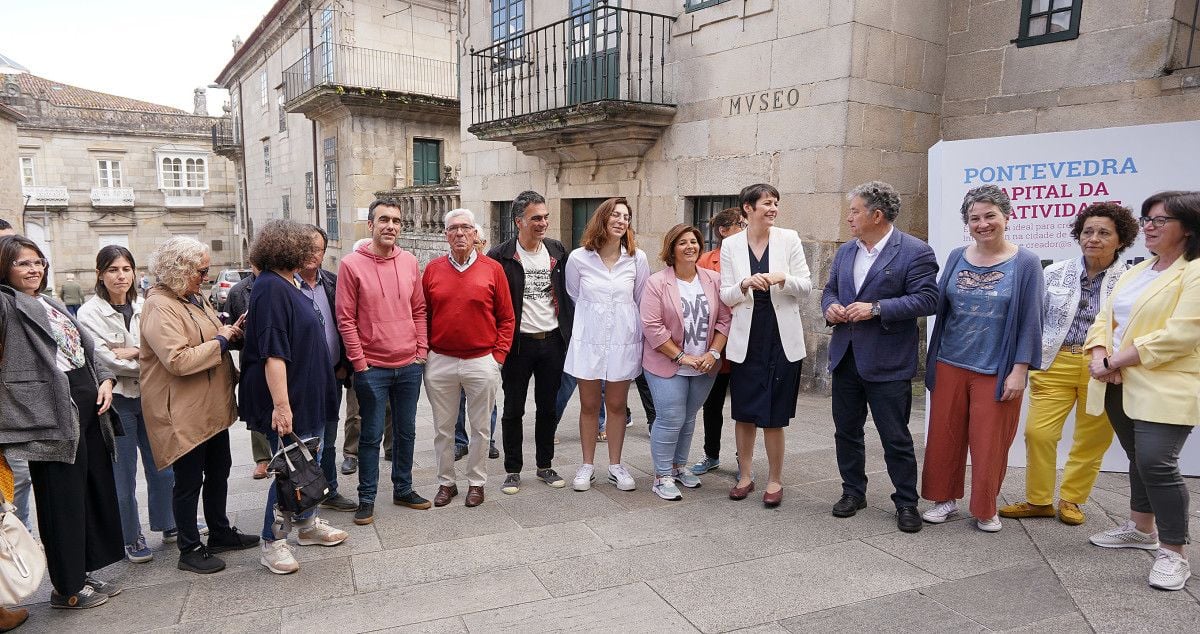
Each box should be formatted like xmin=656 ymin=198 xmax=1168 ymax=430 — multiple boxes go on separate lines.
xmin=267 ymin=434 xmax=330 ymax=514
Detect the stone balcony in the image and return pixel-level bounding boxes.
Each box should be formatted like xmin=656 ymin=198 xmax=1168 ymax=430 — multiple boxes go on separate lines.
xmin=374 ymin=181 xmax=462 ymax=265
xmin=90 ymin=187 xmax=135 ymax=207
xmin=22 ymin=185 xmax=69 ymax=208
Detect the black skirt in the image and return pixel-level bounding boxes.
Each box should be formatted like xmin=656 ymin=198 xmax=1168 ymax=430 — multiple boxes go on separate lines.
xmin=729 ymin=290 xmax=802 ymax=428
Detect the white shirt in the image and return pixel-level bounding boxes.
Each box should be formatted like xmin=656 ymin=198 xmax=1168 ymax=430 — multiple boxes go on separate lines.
xmin=1112 ymin=266 xmax=1163 ymax=351
xmin=515 ymin=240 xmax=558 ymax=334
xmin=675 ymin=276 xmax=710 ymax=377
xmin=562 ymin=246 xmax=650 ymax=381
xmin=853 ymin=225 xmax=894 ymax=294
xmin=448 ymin=250 xmax=477 ymax=272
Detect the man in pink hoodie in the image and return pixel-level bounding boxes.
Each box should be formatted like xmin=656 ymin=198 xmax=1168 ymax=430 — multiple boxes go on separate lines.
xmin=336 ymin=198 xmax=431 ymax=525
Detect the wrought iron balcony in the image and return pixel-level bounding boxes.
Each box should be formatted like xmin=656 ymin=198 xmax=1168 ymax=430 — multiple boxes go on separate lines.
xmin=467 ymin=5 xmax=676 ymax=163
xmin=22 ymin=186 xmax=69 ymax=208
xmin=211 ymin=117 xmax=240 ymax=159
xmin=282 ymin=43 xmax=458 ymax=118
xmin=90 ymin=187 xmax=135 ymax=207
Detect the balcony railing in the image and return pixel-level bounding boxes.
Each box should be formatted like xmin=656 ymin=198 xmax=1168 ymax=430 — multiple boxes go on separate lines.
xmin=211 ymin=117 xmax=238 ymax=151
xmin=1170 ymin=0 xmax=1200 ymax=71
xmin=90 ymin=187 xmax=135 ymax=207
xmin=282 ymin=42 xmax=458 ymax=108
xmin=22 ymin=186 xmax=69 ymax=208
xmin=469 ymin=5 xmax=675 ymax=125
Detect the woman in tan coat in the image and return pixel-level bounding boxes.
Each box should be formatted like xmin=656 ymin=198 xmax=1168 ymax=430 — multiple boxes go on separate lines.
xmin=140 ymin=237 xmax=258 ymax=574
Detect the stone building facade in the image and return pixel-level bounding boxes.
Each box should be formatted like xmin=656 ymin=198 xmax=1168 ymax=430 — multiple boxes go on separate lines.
xmin=3 ymin=73 xmax=237 ymax=293
xmin=214 ymin=0 xmax=461 ymax=268
xmin=0 ymin=102 xmax=25 ymax=229
xmin=459 ymin=0 xmax=1200 ymax=391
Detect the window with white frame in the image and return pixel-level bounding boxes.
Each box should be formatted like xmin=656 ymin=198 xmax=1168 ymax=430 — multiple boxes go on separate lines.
xmin=277 ymin=92 xmax=287 ymax=132
xmin=159 ymin=156 xmax=208 ymax=191
xmin=19 ymin=157 xmax=34 ymax=186
xmin=260 ymin=70 xmax=269 ymax=109
xmin=96 ymin=160 xmax=123 ymax=187
xmin=263 ymin=141 xmax=272 ymax=182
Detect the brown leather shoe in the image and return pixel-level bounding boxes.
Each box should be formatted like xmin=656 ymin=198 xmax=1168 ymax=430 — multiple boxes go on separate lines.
xmin=763 ymin=486 xmax=783 ymax=508
xmin=465 ymin=485 xmax=485 ymax=507
xmin=252 ymin=461 xmax=269 ymax=480
xmin=434 ymin=485 xmax=458 ymax=507
xmin=729 ymin=480 xmax=755 ymax=500
xmin=0 ymin=606 xmax=29 ymax=632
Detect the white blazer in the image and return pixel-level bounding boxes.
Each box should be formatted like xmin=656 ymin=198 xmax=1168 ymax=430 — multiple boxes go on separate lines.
xmin=719 ymin=227 xmax=812 ymax=363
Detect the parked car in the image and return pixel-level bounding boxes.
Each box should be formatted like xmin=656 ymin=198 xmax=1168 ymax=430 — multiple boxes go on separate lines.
xmin=209 ymin=268 xmax=251 ymax=310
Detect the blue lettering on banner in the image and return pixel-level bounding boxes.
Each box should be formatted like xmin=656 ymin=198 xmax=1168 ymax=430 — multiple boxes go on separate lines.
xmin=962 ymin=157 xmax=1138 ymax=184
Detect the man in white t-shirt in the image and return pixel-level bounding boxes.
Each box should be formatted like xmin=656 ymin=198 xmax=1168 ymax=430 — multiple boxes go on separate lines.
xmin=487 ymin=191 xmax=574 ymax=494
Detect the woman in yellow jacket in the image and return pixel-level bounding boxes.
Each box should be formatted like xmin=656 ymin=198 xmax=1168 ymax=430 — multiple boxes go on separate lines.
xmin=1084 ymin=191 xmax=1200 ymax=592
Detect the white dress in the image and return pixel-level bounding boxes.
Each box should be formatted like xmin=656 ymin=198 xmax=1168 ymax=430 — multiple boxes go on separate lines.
xmin=563 ymin=246 xmax=650 ymax=381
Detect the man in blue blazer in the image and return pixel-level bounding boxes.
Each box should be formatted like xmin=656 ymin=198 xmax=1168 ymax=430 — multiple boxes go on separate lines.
xmin=822 ymin=181 xmax=939 ymax=533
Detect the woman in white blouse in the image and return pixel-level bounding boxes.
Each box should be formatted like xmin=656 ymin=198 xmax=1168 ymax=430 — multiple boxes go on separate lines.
xmin=563 ymin=197 xmax=650 ymax=493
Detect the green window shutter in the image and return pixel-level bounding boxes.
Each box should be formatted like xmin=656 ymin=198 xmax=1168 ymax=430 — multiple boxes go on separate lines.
xmin=413 ymin=140 xmax=441 ymax=186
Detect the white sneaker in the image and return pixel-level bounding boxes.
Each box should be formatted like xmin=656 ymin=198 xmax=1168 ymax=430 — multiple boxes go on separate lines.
xmin=921 ymin=500 xmax=959 ymax=524
xmin=608 ymin=464 xmax=636 ymax=491
xmin=260 ymin=540 xmax=299 ymax=575
xmin=1089 ymin=520 xmax=1160 ymax=550
xmin=976 ymin=515 xmax=1002 ymax=533
xmin=672 ymin=468 xmax=702 ymax=489
xmin=573 ymin=464 xmax=595 ymax=492
xmin=296 ymin=517 xmax=348 ymax=547
xmin=1148 ymin=549 xmax=1191 ymax=591
xmin=652 ymin=476 xmax=682 ymax=501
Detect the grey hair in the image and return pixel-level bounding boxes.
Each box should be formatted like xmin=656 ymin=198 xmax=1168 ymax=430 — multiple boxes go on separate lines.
xmin=511 ymin=190 xmax=546 ymax=220
xmin=149 ymin=236 xmax=209 ymax=296
xmin=960 ymin=185 xmax=1013 ymax=224
xmin=444 ymin=208 xmax=475 ymax=227
xmin=474 ymin=223 xmax=484 ymax=235
xmin=848 ymin=181 xmax=901 ymax=222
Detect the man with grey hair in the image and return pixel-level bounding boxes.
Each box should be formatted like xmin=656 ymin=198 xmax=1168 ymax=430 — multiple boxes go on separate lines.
xmin=422 ymin=209 xmax=514 ymax=508
xmin=821 ymin=181 xmax=939 ymax=533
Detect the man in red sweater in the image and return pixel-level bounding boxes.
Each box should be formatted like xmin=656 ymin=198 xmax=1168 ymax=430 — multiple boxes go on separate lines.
xmin=423 ymin=208 xmax=515 ymax=508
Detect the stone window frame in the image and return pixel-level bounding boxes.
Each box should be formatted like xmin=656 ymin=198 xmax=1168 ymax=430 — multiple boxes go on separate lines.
xmin=96 ymin=159 xmax=123 ymax=188
xmin=689 ymin=195 xmax=739 ymax=252
xmin=19 ymin=156 xmax=35 ymax=186
xmin=263 ymin=140 xmax=272 ymax=183
xmin=493 ymin=201 xmax=517 ymax=245
xmin=1013 ymin=0 xmax=1083 ymax=48
xmin=684 ymin=0 xmax=732 ymax=12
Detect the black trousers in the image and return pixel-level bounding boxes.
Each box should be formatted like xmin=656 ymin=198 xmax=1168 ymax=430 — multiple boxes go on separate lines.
xmin=700 ymin=372 xmax=732 ymax=460
xmin=501 ymin=333 xmax=566 ymax=473
xmin=28 ymin=366 xmax=123 ymax=596
xmin=830 ymin=346 xmax=918 ymax=508
xmin=171 ymin=429 xmax=234 ymax=552
xmin=635 ymin=372 xmax=656 ymax=427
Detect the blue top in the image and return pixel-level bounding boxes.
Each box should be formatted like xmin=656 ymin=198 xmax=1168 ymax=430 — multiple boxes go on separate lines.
xmin=937 ymin=255 xmax=1016 ymax=374
xmin=237 ymin=271 xmax=337 ymax=437
xmin=925 ymin=246 xmax=1044 ymax=400
xmin=298 ymin=274 xmax=339 ymax=367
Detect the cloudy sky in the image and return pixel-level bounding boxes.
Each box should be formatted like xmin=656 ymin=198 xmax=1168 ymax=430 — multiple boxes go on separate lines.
xmin=2 ymin=0 xmax=278 ymax=114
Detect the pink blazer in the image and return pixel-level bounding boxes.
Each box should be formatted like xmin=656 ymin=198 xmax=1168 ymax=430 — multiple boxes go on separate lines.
xmin=640 ymin=267 xmax=732 ymax=378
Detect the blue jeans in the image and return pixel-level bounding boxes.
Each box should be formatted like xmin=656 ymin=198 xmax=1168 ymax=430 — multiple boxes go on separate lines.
xmin=261 ymin=432 xmax=318 ymax=541
xmin=112 ymin=394 xmax=175 ymax=544
xmin=353 ymin=364 xmax=423 ymax=505
xmin=555 ymin=373 xmax=609 ymax=431
xmin=319 ymin=386 xmax=346 ymax=494
xmin=9 ymin=457 xmax=31 ymax=528
xmin=455 ymin=389 xmax=496 ymax=448
xmin=644 ymin=372 xmax=715 ymax=476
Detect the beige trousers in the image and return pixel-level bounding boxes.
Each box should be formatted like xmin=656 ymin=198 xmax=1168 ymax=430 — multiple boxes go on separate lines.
xmin=425 ymin=351 xmax=500 ymax=487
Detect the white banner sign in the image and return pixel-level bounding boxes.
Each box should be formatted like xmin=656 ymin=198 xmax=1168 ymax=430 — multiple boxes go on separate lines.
xmin=928 ymin=120 xmax=1200 ymax=476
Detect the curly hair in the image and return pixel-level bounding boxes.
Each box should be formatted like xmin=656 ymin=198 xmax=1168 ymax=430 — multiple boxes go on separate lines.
xmin=959 ymin=185 xmax=1013 ymax=224
xmin=580 ymin=197 xmax=638 ymax=253
xmin=1069 ymin=202 xmax=1139 ymax=258
xmin=149 ymin=236 xmax=209 ymax=297
xmin=848 ymin=181 xmax=902 ymax=222
xmin=250 ymin=219 xmax=314 ymax=273
xmin=660 ymin=224 xmax=705 ymax=267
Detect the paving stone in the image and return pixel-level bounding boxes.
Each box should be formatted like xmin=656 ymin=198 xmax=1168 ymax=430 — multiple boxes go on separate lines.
xmin=372 ymin=493 xmax=521 ymax=548
xmin=351 ymin=521 xmax=608 ymax=589
xmin=459 ymin=582 xmax=697 ymax=633
xmin=495 ymin=483 xmax=629 ymax=527
xmin=377 ymin=616 xmax=469 ymax=633
xmin=729 ymin=623 xmax=791 ymax=633
xmin=779 ymin=590 xmax=984 ymax=633
xmin=648 ymin=541 xmax=941 ymax=632
xmin=24 ymin=580 xmax=190 ymax=632
xmin=149 ymin=608 xmax=282 ymax=633
xmin=1068 ymin=586 xmax=1200 ymax=633
xmin=1000 ymin=611 xmax=1094 ymax=633
xmin=920 ymin=562 xmax=1077 ymax=630
xmin=862 ymin=514 xmax=1041 ymax=580
xmin=180 ymin=555 xmax=355 ymax=622
xmin=279 ymin=567 xmax=550 ymax=632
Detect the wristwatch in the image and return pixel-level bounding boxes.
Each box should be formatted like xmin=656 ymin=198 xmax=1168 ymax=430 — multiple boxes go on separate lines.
xmin=870 ymin=302 xmax=881 ymax=318
xmin=708 ymin=349 xmax=721 ymax=360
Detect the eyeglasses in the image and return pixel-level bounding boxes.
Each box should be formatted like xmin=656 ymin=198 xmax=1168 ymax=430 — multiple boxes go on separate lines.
xmin=1139 ymin=216 xmax=1180 ymax=228
xmin=196 ymin=267 xmax=210 ymax=278
xmin=446 ymin=224 xmax=474 ymax=234
xmin=13 ymin=258 xmax=49 ymax=270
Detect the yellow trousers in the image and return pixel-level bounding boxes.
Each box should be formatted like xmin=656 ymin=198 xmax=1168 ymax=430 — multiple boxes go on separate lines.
xmin=1024 ymin=350 xmax=1114 ymax=505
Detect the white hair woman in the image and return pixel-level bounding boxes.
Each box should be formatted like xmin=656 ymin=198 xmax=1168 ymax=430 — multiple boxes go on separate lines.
xmin=140 ymin=237 xmax=259 ymax=574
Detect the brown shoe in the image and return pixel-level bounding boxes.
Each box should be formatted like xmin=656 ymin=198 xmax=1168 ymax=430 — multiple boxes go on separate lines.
xmin=465 ymin=485 xmax=485 ymax=507
xmin=252 ymin=461 xmax=269 ymax=480
xmin=0 ymin=606 xmax=29 ymax=632
xmin=1057 ymin=500 xmax=1086 ymax=525
xmin=729 ymin=479 xmax=755 ymax=500
xmin=433 ymin=485 xmax=458 ymax=507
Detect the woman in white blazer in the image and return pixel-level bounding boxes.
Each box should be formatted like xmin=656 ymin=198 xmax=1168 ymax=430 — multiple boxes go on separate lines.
xmin=720 ymin=184 xmax=812 ymax=507
xmin=78 ymin=245 xmax=176 ymax=563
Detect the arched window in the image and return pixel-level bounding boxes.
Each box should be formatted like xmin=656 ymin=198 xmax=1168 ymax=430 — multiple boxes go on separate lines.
xmin=162 ymin=158 xmax=183 ymax=188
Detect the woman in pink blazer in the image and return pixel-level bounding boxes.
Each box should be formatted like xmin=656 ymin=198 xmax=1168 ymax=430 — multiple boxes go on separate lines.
xmin=640 ymin=224 xmax=732 ymax=501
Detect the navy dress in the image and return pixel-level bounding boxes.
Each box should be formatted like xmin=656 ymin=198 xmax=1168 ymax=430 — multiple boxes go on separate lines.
xmin=729 ymin=244 xmax=802 ymax=428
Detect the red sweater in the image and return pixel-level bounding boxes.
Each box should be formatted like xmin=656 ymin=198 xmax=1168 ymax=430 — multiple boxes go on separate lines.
xmin=422 ymin=255 xmax=515 ymax=363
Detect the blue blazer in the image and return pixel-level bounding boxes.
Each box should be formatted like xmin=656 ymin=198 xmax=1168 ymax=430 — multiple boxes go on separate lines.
xmin=821 ymin=228 xmax=939 ymax=382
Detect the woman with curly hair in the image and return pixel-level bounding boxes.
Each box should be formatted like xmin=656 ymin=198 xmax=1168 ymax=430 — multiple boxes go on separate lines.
xmin=141 ymin=237 xmax=259 ymax=575
xmin=1000 ymin=202 xmax=1138 ymax=526
xmin=239 ymin=220 xmax=346 ymax=575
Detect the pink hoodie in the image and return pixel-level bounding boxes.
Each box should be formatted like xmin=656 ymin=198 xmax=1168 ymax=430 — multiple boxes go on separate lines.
xmin=336 ymin=242 xmax=428 ymax=371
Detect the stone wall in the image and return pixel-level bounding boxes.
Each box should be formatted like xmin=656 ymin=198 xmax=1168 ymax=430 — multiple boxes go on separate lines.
xmin=0 ymin=112 xmax=21 ymax=228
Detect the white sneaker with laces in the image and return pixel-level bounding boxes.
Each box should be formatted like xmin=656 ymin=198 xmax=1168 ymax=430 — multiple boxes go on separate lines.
xmin=260 ymin=540 xmax=300 ymax=575
xmin=921 ymin=500 xmax=959 ymax=524
xmin=1089 ymin=520 xmax=1160 ymax=550
xmin=652 ymin=476 xmax=682 ymax=501
xmin=573 ymin=464 xmax=596 ymax=492
xmin=1148 ymin=548 xmax=1191 ymax=591
xmin=672 ymin=468 xmax=702 ymax=489
xmin=608 ymin=464 xmax=636 ymax=491
xmin=296 ymin=517 xmax=349 ymax=547
xmin=976 ymin=515 xmax=1002 ymax=533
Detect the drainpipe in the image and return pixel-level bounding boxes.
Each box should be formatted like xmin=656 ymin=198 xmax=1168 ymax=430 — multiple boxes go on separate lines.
xmin=308 ymin=4 xmax=322 ymax=230
xmin=236 ymin=78 xmax=251 ymax=261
